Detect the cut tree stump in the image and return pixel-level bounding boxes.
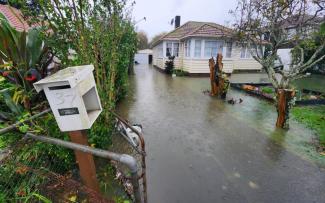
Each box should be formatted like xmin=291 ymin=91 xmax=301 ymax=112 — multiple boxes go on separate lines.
xmin=209 ymin=53 xmax=227 ymax=98
xmin=276 ymin=89 xmax=295 ymax=128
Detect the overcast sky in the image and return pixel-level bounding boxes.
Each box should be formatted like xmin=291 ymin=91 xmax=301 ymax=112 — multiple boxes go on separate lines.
xmin=131 ymin=0 xmax=238 ymax=40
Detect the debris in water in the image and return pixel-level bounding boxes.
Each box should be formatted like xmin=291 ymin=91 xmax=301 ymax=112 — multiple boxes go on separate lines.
xmin=227 ymin=98 xmax=243 ymax=105
xmin=248 ymin=181 xmax=259 ymax=189
xmin=202 ymin=89 xmax=210 ymax=95
xmin=227 ymin=98 xmax=236 ymax=105
xmin=234 ymin=172 xmax=241 ymax=178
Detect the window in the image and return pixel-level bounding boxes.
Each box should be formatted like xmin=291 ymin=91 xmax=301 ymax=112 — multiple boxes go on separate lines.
xmin=185 ymin=40 xmax=191 ymax=57
xmin=173 ymin=43 xmax=179 ymax=57
xmin=204 ymin=41 xmax=223 ymax=57
xmin=194 ymin=40 xmax=201 ymax=57
xmin=166 ymin=42 xmax=172 ymax=57
xmin=157 ymin=44 xmax=163 ymax=58
xmin=225 ymin=42 xmax=232 ymax=58
xmin=166 ymin=42 xmax=179 ymax=57
xmin=241 ymin=44 xmax=262 ymax=59
xmin=240 ymin=45 xmax=252 ymax=59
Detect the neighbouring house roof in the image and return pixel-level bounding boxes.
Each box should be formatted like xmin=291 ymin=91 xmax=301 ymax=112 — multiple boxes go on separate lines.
xmin=151 ymin=21 xmax=234 ymax=47
xmin=281 ymin=14 xmax=324 ymax=29
xmin=137 ymin=49 xmax=153 ymax=54
xmin=0 ymin=4 xmax=30 ymax=31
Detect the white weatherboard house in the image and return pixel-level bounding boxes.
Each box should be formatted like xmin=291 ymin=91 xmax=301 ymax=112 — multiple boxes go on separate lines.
xmin=151 ymin=21 xmax=262 ymax=75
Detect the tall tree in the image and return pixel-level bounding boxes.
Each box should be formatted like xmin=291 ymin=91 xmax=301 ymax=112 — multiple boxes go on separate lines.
xmin=137 ymin=31 xmax=148 ymax=50
xmin=232 ymin=0 xmax=324 ymax=128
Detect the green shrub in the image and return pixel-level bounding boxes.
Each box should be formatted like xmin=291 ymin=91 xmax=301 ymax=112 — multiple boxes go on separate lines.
xmin=173 ymin=69 xmax=189 ymax=76
xmin=165 ymin=56 xmax=175 ymax=74
xmin=261 ymin=86 xmax=274 ymax=94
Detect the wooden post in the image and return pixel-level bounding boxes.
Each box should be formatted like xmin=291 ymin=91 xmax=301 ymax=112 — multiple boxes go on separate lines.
xmin=276 ymin=89 xmax=295 ymax=128
xmin=216 ymin=54 xmax=223 ymax=96
xmin=69 ymin=130 xmax=100 ymax=192
xmin=209 ymin=58 xmax=217 ymax=96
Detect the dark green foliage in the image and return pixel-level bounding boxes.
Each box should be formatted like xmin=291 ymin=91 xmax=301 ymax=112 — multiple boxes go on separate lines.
xmin=0 ymin=0 xmax=137 ymax=199
xmin=18 ymin=1 xmax=137 ymax=147
xmin=0 ymin=14 xmax=52 ymax=110
xmin=173 ymin=69 xmax=189 ymax=77
xmin=165 ymin=56 xmax=175 ymax=74
xmin=292 ymin=23 xmax=325 ymax=74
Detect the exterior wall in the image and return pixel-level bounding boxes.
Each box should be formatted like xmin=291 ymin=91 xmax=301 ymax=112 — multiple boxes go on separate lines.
xmin=152 ymin=42 xmax=164 ymax=69
xmin=152 ymin=38 xmax=262 ymax=74
xmin=134 ymin=53 xmax=149 ymax=64
xmin=231 ymin=43 xmax=262 ymax=71
xmin=183 ymin=58 xmax=234 ymax=73
xmin=153 ymin=40 xmax=183 ymax=70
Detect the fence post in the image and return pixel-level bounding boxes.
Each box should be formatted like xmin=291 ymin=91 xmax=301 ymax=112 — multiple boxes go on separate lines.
xmin=69 ymin=130 xmax=100 ymax=192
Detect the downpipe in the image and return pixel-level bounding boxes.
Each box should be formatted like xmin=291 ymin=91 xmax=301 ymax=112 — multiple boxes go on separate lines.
xmin=24 ymin=133 xmax=143 ymax=203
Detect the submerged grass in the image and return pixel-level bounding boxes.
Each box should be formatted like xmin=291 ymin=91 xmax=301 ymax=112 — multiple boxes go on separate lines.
xmin=292 ymin=105 xmax=325 ymax=148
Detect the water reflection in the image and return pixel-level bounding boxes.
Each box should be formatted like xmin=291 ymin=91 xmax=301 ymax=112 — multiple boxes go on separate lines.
xmin=265 ymin=129 xmax=286 ymax=161
xmin=115 ymin=64 xmax=325 ymax=203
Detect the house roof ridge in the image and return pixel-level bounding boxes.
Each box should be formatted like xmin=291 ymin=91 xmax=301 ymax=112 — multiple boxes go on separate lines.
xmin=150 ymin=21 xmax=193 ymax=47
xmin=151 ymin=21 xmax=235 ymax=47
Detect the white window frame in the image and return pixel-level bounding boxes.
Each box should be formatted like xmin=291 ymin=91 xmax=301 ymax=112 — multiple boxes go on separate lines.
xmin=224 ymin=42 xmax=232 ymax=58
xmin=204 ymin=40 xmax=223 ymax=58
xmin=240 ymin=45 xmax=252 ymax=59
xmin=157 ymin=43 xmax=163 ymax=58
xmin=166 ymin=42 xmax=172 ymax=57
xmin=173 ymin=42 xmax=179 ymax=57
xmin=240 ymin=44 xmax=263 ymax=59
xmin=165 ymin=42 xmax=179 ymax=57
xmin=184 ymin=40 xmax=191 ymax=58
xmin=194 ymin=39 xmax=202 ymax=58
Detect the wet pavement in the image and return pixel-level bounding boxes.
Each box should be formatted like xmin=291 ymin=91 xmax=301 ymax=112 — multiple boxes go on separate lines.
xmin=116 ymin=64 xmax=325 ymax=203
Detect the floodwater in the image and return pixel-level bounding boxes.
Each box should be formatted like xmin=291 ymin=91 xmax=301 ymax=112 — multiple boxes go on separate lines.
xmin=116 ymin=64 xmax=325 ymax=203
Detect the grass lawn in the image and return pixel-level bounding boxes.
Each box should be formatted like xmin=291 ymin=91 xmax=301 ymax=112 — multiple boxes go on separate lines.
xmin=292 ymin=105 xmax=325 ymax=149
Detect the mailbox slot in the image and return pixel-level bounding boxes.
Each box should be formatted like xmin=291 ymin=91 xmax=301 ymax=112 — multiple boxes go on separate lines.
xmin=82 ymin=87 xmax=101 ymax=122
xmin=49 ymin=85 xmax=71 ymax=90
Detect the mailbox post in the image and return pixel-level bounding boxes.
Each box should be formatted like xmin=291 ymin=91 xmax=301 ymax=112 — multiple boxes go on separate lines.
xmin=34 ymin=65 xmax=102 ymax=192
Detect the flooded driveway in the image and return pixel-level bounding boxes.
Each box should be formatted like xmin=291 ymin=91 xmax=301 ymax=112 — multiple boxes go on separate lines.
xmin=116 ymin=64 xmax=325 ymax=203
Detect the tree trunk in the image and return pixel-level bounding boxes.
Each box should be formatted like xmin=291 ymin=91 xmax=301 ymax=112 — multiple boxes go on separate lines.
xmin=209 ymin=58 xmax=217 ymax=96
xmin=276 ymin=89 xmax=295 ymax=128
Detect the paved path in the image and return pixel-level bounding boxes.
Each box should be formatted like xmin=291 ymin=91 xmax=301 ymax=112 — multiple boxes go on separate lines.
xmin=117 ymin=64 xmax=325 ymax=203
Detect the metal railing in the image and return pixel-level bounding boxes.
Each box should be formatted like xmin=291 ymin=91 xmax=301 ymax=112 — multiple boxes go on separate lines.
xmin=109 ymin=110 xmax=148 ymax=203
xmin=24 ymin=133 xmax=143 ymax=202
xmin=0 ymin=109 xmax=148 ymax=203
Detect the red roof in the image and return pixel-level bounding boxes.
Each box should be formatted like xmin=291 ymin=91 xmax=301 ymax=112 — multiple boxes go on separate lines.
xmin=0 ymin=4 xmax=30 ymax=32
